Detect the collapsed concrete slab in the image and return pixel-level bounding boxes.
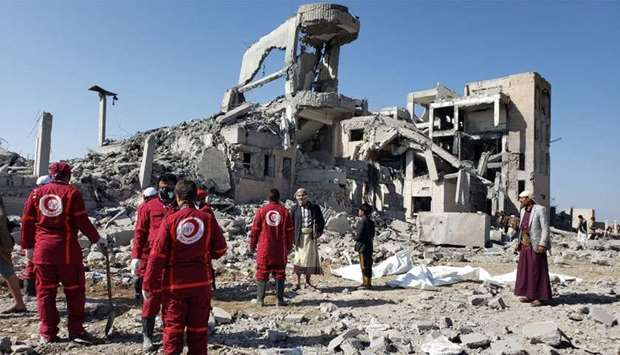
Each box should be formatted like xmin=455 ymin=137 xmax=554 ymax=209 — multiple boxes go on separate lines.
xmin=417 ymin=212 xmax=490 ymax=248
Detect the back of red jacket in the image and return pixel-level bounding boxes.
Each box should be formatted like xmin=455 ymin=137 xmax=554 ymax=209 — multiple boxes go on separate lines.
xmin=20 ymin=181 xmax=100 ymax=265
xmin=249 ymin=202 xmax=294 ymax=266
xmin=131 ymin=198 xmax=174 ymax=264
xmin=143 ymin=206 xmax=227 ymax=293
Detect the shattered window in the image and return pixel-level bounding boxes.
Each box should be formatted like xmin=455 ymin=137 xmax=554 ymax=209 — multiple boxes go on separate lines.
xmin=518 ymin=180 xmax=525 ymax=198
xmin=264 ymin=154 xmax=275 ymax=177
xmin=242 ymin=152 xmax=252 ymax=174
xmin=282 ymin=157 xmax=292 ymax=179
xmin=350 ymin=129 xmax=364 ymax=142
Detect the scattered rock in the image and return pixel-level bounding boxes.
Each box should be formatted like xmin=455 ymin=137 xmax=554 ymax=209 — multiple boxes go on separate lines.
xmin=460 ymin=332 xmax=491 ymax=349
xmin=468 ymin=294 xmax=491 ymax=306
xmin=590 ymin=306 xmax=618 ymax=327
xmin=521 ymin=321 xmax=563 ymax=348
xmin=212 ymin=306 xmax=233 ymax=325
xmin=328 ymin=329 xmax=362 ymax=352
xmin=10 ymin=344 xmax=33 ymax=354
xmin=284 ymin=314 xmax=307 ymax=323
xmin=488 ymin=297 xmax=507 ymax=310
xmin=0 ymin=337 xmax=11 ymax=353
xmin=320 ymin=302 xmax=338 ymax=313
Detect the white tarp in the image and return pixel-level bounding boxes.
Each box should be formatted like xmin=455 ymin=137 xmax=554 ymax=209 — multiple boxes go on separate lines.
xmin=331 ymin=251 xmax=413 ymax=283
xmin=331 ymin=253 xmax=580 ymax=289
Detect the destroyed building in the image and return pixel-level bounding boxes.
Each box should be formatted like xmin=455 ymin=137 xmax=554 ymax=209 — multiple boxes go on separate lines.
xmin=1 ymin=3 xmax=551 ymax=246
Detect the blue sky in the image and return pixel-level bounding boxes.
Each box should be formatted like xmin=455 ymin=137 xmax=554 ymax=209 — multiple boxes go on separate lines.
xmin=1 ymin=1 xmax=619 ymax=219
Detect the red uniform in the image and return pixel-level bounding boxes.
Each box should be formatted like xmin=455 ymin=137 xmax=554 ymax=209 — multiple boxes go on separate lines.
xmin=249 ymin=202 xmax=294 ymax=281
xmin=132 ymin=197 xmax=175 ymax=317
xmin=143 ymin=206 xmax=227 ymax=355
xmin=20 ymin=181 xmax=100 ymax=340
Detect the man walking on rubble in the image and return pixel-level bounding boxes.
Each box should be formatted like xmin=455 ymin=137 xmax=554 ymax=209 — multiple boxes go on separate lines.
xmin=576 ymin=215 xmax=588 ymax=245
xmin=0 ymin=194 xmax=27 ymax=314
xmin=20 ymin=162 xmax=107 ymax=343
xmin=514 ymin=190 xmax=552 ymax=307
xmin=131 ymin=173 xmax=178 ymax=351
xmin=290 ymin=188 xmax=325 ymax=290
xmin=249 ymin=189 xmax=294 ymax=307
xmin=353 ymin=203 xmax=375 ymax=290
xmin=142 ymin=179 xmax=227 ymax=355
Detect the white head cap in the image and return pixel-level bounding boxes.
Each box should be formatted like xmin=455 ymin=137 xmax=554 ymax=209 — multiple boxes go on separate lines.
xmin=36 ymin=175 xmax=50 ymax=186
xmin=142 ymin=187 xmax=157 ymax=198
xmin=518 ymin=190 xmax=532 ymax=198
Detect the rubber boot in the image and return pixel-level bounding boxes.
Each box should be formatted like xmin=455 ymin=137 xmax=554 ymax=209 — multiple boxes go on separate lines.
xmin=256 ymin=281 xmax=267 ymax=307
xmin=275 ymin=280 xmax=287 ymax=307
xmin=142 ymin=317 xmax=156 ymax=352
xmin=363 ymin=276 xmax=372 ymax=290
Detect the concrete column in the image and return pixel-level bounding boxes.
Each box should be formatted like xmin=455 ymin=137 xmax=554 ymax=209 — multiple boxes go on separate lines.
xmin=34 ymin=112 xmax=53 ymax=178
xmin=97 ymin=94 xmax=107 ymax=147
xmin=139 ymin=134 xmax=157 ymax=189
xmin=405 ymin=149 xmax=415 ymax=180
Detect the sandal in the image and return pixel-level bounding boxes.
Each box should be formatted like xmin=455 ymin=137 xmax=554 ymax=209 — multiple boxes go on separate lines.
xmin=0 ymin=306 xmax=27 ymax=314
xmin=530 ymin=300 xmax=545 ymax=307
xmin=519 ymin=297 xmax=533 ymax=303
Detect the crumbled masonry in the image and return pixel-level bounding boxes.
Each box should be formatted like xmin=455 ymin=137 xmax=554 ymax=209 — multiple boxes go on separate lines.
xmin=0 ymin=3 xmax=618 ymax=355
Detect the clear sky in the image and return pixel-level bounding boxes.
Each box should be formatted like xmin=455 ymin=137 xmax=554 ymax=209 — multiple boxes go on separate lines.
xmin=1 ymin=1 xmax=619 ymax=219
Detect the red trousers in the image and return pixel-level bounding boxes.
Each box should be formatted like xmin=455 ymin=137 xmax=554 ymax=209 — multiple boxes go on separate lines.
xmin=35 ymin=263 xmax=86 ymax=339
xmin=256 ymin=264 xmax=286 ymax=281
xmin=142 ymin=290 xmax=162 ymax=318
xmin=162 ymin=287 xmax=211 ymax=355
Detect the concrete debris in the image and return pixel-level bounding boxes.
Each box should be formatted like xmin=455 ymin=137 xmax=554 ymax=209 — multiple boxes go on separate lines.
xmin=490 ymin=338 xmax=527 ymax=355
xmin=211 ymin=306 xmax=233 ymax=325
xmin=420 ymin=335 xmax=463 ymax=355
xmin=325 ymin=212 xmax=350 ymax=235
xmin=327 ymin=329 xmax=362 ymax=352
xmin=589 ymin=306 xmax=618 ymax=327
xmin=521 ymin=321 xmax=563 ymax=348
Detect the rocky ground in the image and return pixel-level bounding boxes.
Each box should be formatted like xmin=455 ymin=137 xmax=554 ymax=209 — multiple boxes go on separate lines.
xmin=1 ymin=222 xmax=619 ymax=355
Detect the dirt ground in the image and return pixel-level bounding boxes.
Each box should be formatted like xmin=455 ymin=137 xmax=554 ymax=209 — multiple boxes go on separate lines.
xmin=1 ymin=255 xmax=619 ymax=355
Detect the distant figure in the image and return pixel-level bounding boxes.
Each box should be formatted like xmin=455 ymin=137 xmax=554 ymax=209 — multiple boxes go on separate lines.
xmin=290 ymin=188 xmax=325 ymax=290
xmin=588 ymin=216 xmax=597 ymax=240
xmin=514 ymin=190 xmax=552 ymax=307
xmin=576 ymin=215 xmax=588 ymax=244
xmin=142 ymin=180 xmax=227 ymax=355
xmin=249 ymin=189 xmax=294 ymax=307
xmin=0 ymin=195 xmax=27 ymax=314
xmin=353 ymin=203 xmax=375 ymax=290
xmin=506 ymin=215 xmax=520 ymax=242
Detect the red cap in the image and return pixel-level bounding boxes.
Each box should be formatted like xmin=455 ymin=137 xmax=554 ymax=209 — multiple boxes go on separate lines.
xmin=197 ymin=189 xmax=208 ymax=201
xmin=49 ymin=161 xmax=72 ymax=182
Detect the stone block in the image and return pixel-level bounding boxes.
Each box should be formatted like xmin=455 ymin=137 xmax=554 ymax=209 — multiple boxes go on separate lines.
xmin=417 ymin=212 xmax=490 ymax=248
xmin=328 ymin=329 xmax=362 ymax=352
xmin=212 ymin=306 xmax=233 ymax=324
xmin=590 ymin=306 xmax=617 ymax=327
xmin=521 ymin=321 xmax=562 ymax=348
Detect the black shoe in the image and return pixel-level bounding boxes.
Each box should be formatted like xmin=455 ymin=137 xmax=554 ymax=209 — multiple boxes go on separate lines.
xmin=256 ymin=281 xmax=267 ymax=307
xmin=276 ymin=280 xmax=287 ymax=307
xmin=69 ymin=331 xmax=99 ymax=345
xmin=142 ymin=317 xmax=156 ymax=352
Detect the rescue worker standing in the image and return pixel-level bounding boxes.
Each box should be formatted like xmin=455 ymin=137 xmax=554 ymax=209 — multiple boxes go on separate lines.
xmin=20 ymin=162 xmax=105 ymax=343
xmin=249 ymin=189 xmax=294 ymax=307
xmin=131 ymin=173 xmax=178 ymax=351
xmin=143 ymin=180 xmax=227 ymax=355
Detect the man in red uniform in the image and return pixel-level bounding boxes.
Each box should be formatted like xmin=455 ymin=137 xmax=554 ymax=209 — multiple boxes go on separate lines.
xmin=20 ymin=162 xmax=105 ymax=344
xmin=143 ymin=180 xmax=227 ymax=355
xmin=249 ymin=189 xmax=294 ymax=307
xmin=131 ymin=173 xmax=178 ymax=351
xmin=196 ymin=188 xmax=220 ymax=291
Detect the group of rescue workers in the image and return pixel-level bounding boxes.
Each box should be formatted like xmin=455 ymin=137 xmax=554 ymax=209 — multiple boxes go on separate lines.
xmin=3 ymin=161 xmax=376 ymax=355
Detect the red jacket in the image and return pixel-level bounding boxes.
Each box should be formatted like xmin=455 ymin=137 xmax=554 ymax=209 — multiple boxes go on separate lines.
xmin=143 ymin=206 xmax=227 ymax=293
xmin=199 ymin=203 xmax=214 ymax=216
xmin=249 ymin=202 xmax=293 ymax=266
xmin=131 ymin=198 xmax=175 ymax=264
xmin=20 ymin=181 xmax=100 ymax=265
